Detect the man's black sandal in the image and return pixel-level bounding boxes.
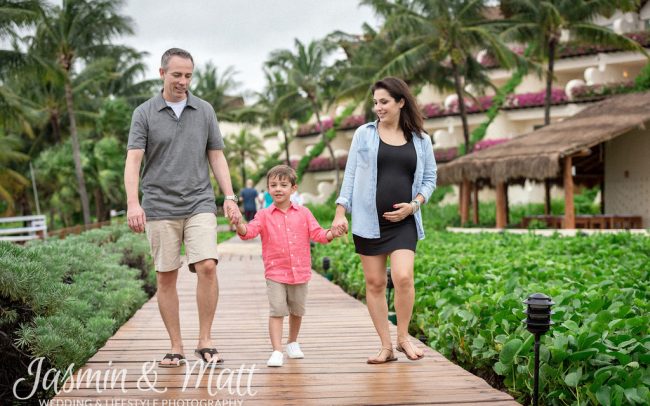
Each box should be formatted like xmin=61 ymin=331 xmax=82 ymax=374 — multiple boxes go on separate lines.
xmin=158 ymin=353 xmax=185 ymax=368
xmin=194 ymin=348 xmax=224 ymax=364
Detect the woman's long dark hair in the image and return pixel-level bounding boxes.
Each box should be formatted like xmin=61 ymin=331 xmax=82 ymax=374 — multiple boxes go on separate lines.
xmin=371 ymin=77 xmax=425 ymax=141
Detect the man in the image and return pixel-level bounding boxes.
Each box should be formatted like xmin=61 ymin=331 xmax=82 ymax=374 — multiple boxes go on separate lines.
xmin=240 ymin=179 xmax=258 ymax=222
xmin=124 ymin=48 xmax=241 ymax=367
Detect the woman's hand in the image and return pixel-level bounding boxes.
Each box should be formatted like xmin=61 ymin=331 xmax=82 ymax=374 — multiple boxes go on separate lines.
xmin=382 ymin=202 xmax=414 ymax=222
xmin=332 ymin=205 xmax=349 ymax=236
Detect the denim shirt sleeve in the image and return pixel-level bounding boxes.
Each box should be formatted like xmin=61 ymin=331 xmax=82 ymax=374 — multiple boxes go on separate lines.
xmin=335 ymin=126 xmax=363 ymax=212
xmin=419 ymin=134 xmax=437 ymax=204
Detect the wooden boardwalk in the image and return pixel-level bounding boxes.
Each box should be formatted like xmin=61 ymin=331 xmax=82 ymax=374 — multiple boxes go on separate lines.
xmin=55 ymin=237 xmax=519 ymax=405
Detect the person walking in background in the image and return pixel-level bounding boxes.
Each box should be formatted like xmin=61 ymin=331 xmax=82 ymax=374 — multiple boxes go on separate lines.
xmin=331 ymin=77 xmax=437 ymax=364
xmin=124 ymin=48 xmax=241 ymax=367
xmin=234 ymin=165 xmax=341 ymax=367
xmin=240 ymin=179 xmax=258 ymax=222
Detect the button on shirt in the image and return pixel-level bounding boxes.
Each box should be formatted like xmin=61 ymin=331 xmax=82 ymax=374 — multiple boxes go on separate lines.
xmin=239 ymin=203 xmax=330 ymax=284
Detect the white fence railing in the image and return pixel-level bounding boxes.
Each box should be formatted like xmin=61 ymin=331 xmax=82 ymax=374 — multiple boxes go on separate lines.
xmin=0 ymin=215 xmax=47 ymax=242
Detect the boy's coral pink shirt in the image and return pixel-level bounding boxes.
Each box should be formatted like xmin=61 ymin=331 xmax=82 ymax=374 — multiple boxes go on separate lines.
xmin=238 ymin=202 xmax=330 ymax=284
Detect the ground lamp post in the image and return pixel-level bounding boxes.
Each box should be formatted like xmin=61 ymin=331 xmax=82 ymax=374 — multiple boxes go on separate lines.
xmin=322 ymin=257 xmax=331 ymax=280
xmin=523 ymin=293 xmax=554 ymax=406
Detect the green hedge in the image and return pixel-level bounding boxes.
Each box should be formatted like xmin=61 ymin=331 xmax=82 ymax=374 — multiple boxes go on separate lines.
xmin=311 ymin=204 xmax=650 ymax=405
xmin=0 ymin=224 xmax=154 ymax=401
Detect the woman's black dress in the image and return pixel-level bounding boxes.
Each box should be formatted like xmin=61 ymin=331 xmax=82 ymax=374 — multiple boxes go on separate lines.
xmin=353 ymin=138 xmax=418 ymax=255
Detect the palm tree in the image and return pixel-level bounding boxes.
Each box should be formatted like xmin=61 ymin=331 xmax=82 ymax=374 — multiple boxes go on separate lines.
xmin=501 ymin=0 xmax=642 ymax=126
xmin=266 ymin=39 xmax=341 ymax=188
xmin=29 ymin=0 xmax=134 ymax=225
xmin=191 ymin=62 xmax=243 ymax=122
xmin=328 ymin=23 xmax=397 ymax=119
xmin=362 ymin=0 xmax=517 ymax=154
xmin=224 ymin=129 xmax=264 ymax=187
xmin=255 ymin=69 xmax=311 ymax=165
xmin=0 ymin=0 xmax=42 ymax=73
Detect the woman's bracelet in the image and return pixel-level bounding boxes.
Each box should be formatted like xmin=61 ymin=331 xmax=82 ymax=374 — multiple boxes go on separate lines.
xmin=410 ymin=199 xmax=420 ymax=214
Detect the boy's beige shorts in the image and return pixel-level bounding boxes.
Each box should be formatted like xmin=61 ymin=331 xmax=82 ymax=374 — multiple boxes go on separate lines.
xmin=266 ymin=279 xmax=308 ymax=317
xmin=145 ymin=212 xmax=218 ymax=273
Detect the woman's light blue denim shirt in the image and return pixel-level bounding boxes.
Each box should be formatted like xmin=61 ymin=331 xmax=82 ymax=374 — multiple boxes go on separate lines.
xmin=335 ymin=121 xmax=437 ymax=240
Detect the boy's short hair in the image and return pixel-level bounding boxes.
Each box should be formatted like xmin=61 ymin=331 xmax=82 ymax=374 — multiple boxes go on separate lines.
xmin=267 ymin=165 xmax=297 ymax=186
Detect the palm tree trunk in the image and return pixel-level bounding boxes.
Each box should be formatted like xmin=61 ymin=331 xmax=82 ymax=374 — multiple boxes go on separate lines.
xmin=50 ymin=109 xmax=61 ymax=142
xmin=544 ymin=38 xmax=557 ymax=126
xmin=451 ymin=60 xmax=470 ymax=155
xmin=64 ymin=76 xmax=91 ymax=225
xmin=312 ymin=106 xmax=340 ymax=191
xmin=281 ymin=123 xmax=291 ymax=165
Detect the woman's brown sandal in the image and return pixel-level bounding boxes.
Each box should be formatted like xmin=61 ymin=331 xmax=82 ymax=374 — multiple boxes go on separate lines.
xmin=367 ymin=347 xmax=398 ymax=364
xmin=396 ymin=340 xmax=424 ymax=361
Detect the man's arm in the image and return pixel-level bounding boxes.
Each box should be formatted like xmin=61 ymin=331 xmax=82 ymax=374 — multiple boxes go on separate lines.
xmin=207 ymin=149 xmax=242 ymax=225
xmin=124 ymin=149 xmax=146 ymax=233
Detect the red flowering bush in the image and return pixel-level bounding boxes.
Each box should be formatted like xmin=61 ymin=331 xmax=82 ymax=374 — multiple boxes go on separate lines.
xmin=339 ymin=114 xmax=366 ymax=129
xmin=290 ymin=155 xmax=347 ymax=172
xmin=447 ymin=95 xmax=494 ymax=113
xmin=422 ymin=103 xmax=447 ymax=118
xmin=296 ymin=117 xmax=334 ymax=136
xmin=479 ymin=30 xmax=650 ymax=68
xmin=570 ymin=80 xmax=636 ymax=99
xmin=504 ymin=89 xmax=567 ymax=108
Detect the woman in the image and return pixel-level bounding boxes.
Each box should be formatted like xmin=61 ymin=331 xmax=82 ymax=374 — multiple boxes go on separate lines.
xmin=332 ymin=77 xmax=437 ymax=364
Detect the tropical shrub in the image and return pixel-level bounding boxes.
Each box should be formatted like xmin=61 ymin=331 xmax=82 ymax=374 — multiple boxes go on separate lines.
xmin=0 ymin=224 xmax=154 ymax=400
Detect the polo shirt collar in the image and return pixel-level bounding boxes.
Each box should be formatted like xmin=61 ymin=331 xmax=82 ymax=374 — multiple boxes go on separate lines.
xmin=154 ymin=90 xmax=200 ymax=111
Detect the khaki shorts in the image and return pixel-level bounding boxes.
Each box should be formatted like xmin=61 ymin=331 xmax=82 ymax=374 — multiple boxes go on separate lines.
xmin=145 ymin=212 xmax=219 ymax=273
xmin=266 ymin=279 xmax=308 ymax=317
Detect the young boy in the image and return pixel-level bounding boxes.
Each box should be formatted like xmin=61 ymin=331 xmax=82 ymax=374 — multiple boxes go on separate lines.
xmin=235 ymin=165 xmax=339 ymax=367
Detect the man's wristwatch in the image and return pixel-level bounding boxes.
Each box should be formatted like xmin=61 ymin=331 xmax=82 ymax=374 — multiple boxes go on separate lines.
xmin=224 ymin=195 xmax=239 ymax=203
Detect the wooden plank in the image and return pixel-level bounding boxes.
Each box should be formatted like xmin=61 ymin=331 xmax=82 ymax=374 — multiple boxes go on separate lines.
xmin=53 ymin=237 xmax=520 ymax=405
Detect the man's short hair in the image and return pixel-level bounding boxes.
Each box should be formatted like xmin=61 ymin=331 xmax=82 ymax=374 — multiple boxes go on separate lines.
xmin=161 ymin=48 xmax=194 ymax=71
xmin=267 ymin=165 xmax=297 ymax=186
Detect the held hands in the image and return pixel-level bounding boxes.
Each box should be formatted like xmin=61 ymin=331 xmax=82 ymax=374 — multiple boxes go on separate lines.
xmin=127 ymin=202 xmax=146 ymax=233
xmin=382 ymin=202 xmax=415 ymax=222
xmin=331 ymin=214 xmax=348 ymax=237
xmin=224 ymin=200 xmax=242 ymax=226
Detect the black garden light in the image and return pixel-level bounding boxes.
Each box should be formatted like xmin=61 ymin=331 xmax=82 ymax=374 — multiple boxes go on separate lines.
xmin=523 ymin=293 xmax=555 ymax=406
xmin=322 ymin=256 xmax=330 ymax=272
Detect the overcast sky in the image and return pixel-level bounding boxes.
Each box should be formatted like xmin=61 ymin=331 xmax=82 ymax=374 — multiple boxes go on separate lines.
xmin=119 ymin=0 xmax=380 ymax=95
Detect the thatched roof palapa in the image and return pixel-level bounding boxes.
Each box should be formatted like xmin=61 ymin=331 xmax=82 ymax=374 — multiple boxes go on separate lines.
xmin=438 ymin=91 xmax=650 ymax=185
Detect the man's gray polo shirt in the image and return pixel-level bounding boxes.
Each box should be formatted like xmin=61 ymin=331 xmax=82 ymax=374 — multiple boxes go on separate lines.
xmin=127 ymin=91 xmax=225 ymax=220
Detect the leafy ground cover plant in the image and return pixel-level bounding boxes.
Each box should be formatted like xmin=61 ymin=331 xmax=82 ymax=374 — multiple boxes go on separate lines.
xmin=311 ymin=203 xmax=649 ymax=405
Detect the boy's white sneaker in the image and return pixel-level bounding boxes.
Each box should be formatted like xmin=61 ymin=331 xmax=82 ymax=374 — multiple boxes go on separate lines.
xmin=267 ymin=350 xmax=284 ymax=367
xmin=286 ymin=342 xmax=304 ymax=359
